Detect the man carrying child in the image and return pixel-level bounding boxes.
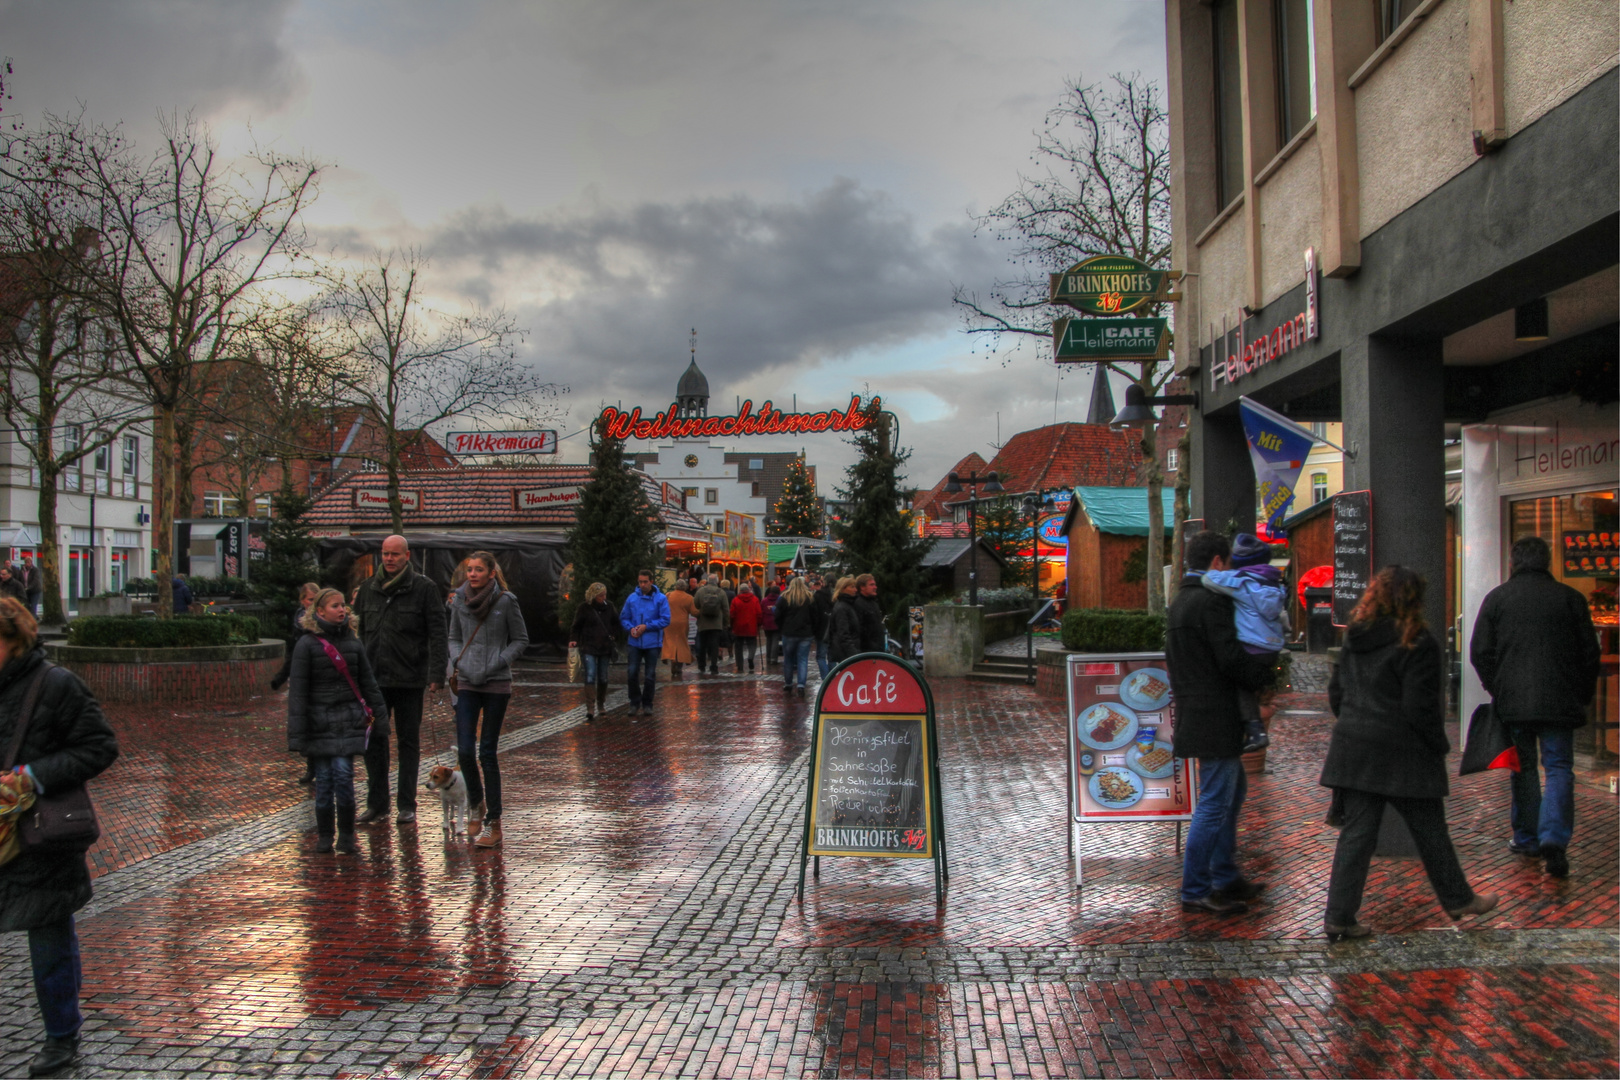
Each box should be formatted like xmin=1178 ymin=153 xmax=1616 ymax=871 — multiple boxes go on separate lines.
xmin=1200 ymin=533 xmax=1287 ymax=752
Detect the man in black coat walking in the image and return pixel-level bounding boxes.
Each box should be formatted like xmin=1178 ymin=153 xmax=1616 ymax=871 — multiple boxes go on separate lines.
xmin=1470 ymin=535 xmax=1601 ymax=877
xmin=351 ymin=535 xmax=449 ymax=825
xmin=1166 ymin=530 xmax=1274 ymax=914
xmin=854 ymin=573 xmax=887 ymax=653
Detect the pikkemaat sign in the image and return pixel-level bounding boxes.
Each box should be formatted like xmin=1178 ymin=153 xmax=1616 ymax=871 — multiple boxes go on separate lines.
xmin=599 ymin=395 xmax=879 ymax=440
xmin=799 ymin=653 xmax=947 ymax=903
xmin=446 ymin=430 xmax=558 ymax=456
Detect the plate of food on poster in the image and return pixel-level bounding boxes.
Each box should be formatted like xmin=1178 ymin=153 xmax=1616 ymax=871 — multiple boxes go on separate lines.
xmin=1118 ymin=667 xmax=1172 ymax=711
xmin=1126 ymin=736 xmax=1176 ymax=779
xmin=1076 ymin=701 xmax=1139 ymax=750
xmin=1088 ymin=766 xmax=1145 ymax=809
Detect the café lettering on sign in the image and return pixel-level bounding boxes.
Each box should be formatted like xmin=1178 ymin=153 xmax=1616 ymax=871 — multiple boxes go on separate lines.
xmin=354 ymin=489 xmax=419 ymax=511
xmin=598 ymin=395 xmax=878 ymax=441
xmin=446 ymin=430 xmax=558 ymax=455
xmin=1210 ymin=248 xmax=1322 ymax=391
xmin=1053 ymin=317 xmax=1171 ymax=362
xmin=1049 ymin=255 xmax=1177 ymax=316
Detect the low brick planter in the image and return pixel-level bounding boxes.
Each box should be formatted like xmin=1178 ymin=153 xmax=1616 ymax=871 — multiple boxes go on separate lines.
xmin=45 ymin=638 xmax=285 ymax=704
xmin=1034 ymin=645 xmax=1069 ymax=698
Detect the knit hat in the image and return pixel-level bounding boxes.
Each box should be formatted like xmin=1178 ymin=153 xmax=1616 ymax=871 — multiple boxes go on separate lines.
xmin=1229 ymin=533 xmax=1272 ymax=568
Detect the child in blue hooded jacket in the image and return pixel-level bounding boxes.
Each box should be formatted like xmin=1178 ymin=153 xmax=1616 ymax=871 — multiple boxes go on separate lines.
xmin=1202 ymin=533 xmax=1288 ymax=752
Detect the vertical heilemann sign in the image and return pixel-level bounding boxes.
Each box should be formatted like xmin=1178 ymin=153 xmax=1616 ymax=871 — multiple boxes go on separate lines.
xmin=799 ymin=653 xmax=947 ymax=902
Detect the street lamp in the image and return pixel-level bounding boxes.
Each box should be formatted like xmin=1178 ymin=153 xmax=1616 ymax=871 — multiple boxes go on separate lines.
xmin=1109 ymin=383 xmax=1200 ymax=430
xmin=1022 ymin=490 xmax=1059 ymax=682
xmin=942 ymin=470 xmax=1003 ymax=607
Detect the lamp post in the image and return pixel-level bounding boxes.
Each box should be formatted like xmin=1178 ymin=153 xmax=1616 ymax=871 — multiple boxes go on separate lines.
xmin=1108 ymin=383 xmax=1200 ymax=430
xmin=1022 ymin=490 xmax=1058 ymax=683
xmin=942 ymin=470 xmax=1003 ymax=607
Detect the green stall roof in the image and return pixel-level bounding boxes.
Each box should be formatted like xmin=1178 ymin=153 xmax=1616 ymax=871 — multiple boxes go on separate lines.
xmin=767 ymin=542 xmax=801 ymax=565
xmin=1068 ymin=486 xmax=1176 ymax=537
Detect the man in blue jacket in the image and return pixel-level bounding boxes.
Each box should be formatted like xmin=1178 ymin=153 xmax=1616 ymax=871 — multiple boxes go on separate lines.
xmin=620 ymin=569 xmax=672 ymax=717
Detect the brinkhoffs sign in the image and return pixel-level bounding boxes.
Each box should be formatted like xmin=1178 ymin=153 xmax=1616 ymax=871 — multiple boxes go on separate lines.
xmin=598 ymin=395 xmax=879 ymax=441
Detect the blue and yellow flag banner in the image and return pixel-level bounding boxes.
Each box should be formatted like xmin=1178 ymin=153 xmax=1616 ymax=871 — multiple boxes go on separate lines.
xmin=1238 ymin=396 xmax=1319 ymax=537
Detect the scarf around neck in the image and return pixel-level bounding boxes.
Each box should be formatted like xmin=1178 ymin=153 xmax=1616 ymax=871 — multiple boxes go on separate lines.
xmin=461 ymin=579 xmax=499 ymax=621
xmin=377 ymin=564 xmax=413 ymax=593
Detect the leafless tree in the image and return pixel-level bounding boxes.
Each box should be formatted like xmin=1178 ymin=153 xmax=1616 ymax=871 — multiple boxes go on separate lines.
xmin=954 ymin=74 xmax=1183 ymax=614
xmin=0 ymin=116 xmax=147 ymax=621
xmin=321 ymin=248 xmax=565 ymax=532
xmin=55 ymin=112 xmax=321 ymax=616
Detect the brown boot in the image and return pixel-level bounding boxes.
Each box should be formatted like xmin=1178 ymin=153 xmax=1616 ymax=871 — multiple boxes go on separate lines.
xmin=671 ymin=663 xmax=683 ymax=681
xmin=467 ymin=801 xmax=485 ymax=840
xmin=475 ymin=820 xmax=503 ymax=848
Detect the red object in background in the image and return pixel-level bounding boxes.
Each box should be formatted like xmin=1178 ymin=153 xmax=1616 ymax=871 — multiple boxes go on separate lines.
xmin=1297 ymin=564 xmax=1333 ymax=609
xmin=1256 ymin=521 xmax=1290 ymax=545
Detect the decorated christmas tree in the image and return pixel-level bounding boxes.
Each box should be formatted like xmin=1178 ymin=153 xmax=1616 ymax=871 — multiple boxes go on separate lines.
xmin=564 ymin=425 xmax=661 ymax=625
xmin=975 ymin=496 xmax=1034 ymax=589
xmin=769 ymin=455 xmax=823 ymax=537
xmin=828 ymin=408 xmax=934 ymax=634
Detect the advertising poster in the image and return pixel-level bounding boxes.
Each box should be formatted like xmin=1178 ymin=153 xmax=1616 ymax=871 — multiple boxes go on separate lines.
xmin=1067 ymin=653 xmax=1194 ymax=822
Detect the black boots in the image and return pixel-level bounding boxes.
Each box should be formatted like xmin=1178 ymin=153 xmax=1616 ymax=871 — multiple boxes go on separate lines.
xmin=314 ymin=806 xmax=335 ymax=853
xmin=28 ymin=1034 xmax=79 ymax=1076
xmin=597 ymin=681 xmax=609 ymax=711
xmin=334 ymin=803 xmax=358 ymax=854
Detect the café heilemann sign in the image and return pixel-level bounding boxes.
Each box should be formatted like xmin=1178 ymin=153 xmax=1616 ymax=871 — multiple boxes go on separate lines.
xmin=1049 ymin=254 xmax=1179 ymax=363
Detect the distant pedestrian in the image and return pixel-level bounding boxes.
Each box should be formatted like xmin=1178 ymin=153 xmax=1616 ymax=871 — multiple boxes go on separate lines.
xmin=761 ymin=584 xmax=781 ymax=664
xmin=774 ymin=576 xmax=824 ymax=698
xmin=447 ymin=552 xmax=529 ymax=848
xmin=620 ymin=570 xmax=671 ymax=715
xmin=827 ymin=576 xmax=864 ymax=664
xmin=729 ymin=584 xmax=762 ymax=673
xmin=0 ymin=566 xmax=25 ymax=606
xmin=0 ymin=596 xmax=119 ymax=1078
xmin=171 ymin=575 xmax=194 ymax=615
xmin=662 ymin=580 xmax=695 ymax=681
xmin=1469 ymin=535 xmax=1601 ymax=878
xmin=570 ymin=583 xmax=619 ymax=720
xmin=352 ymin=535 xmax=449 ymax=826
xmin=720 ymin=578 xmax=738 ymax=662
xmin=1200 ymin=533 xmax=1287 ymax=752
xmin=1166 ymin=531 xmax=1275 ymax=916
xmin=693 ymin=574 xmax=730 ymax=676
xmin=1321 ymin=566 xmax=1498 ymax=940
xmin=288 ymin=588 xmax=385 ymax=856
xmin=21 ymin=557 xmax=42 ymax=617
xmin=811 ymin=574 xmax=834 ymax=677
xmin=853 ymin=573 xmax=887 ymax=653
xmin=271 ymin=582 xmax=322 ymax=691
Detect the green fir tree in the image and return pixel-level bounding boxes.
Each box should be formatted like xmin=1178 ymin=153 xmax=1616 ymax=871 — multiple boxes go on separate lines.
xmin=975 ymin=496 xmax=1034 ymax=590
xmin=828 ymin=409 xmax=935 ymax=635
xmin=250 ymin=487 xmax=322 ymax=641
xmin=769 ymin=456 xmax=823 ymax=537
xmin=564 ymin=426 xmax=661 ymax=626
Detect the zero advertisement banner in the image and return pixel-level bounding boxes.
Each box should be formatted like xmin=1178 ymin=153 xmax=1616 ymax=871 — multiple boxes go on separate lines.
xmin=1067 ymin=653 xmax=1194 ymax=822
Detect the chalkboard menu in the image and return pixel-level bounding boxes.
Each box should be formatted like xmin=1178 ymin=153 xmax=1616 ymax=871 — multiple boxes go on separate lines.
xmin=799 ymin=654 xmax=946 ymax=900
xmin=1332 ymin=490 xmax=1373 ymax=626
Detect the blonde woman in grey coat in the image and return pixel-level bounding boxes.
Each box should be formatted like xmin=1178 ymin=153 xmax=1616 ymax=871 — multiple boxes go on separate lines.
xmin=446 ymin=551 xmax=529 ymax=848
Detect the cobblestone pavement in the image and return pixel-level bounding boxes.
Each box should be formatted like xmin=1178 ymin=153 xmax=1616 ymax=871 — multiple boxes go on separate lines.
xmin=1 ymin=661 xmax=1614 ymax=1078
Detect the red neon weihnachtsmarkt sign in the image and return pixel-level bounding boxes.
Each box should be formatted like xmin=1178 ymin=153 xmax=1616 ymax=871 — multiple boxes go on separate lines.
xmin=598 ymin=395 xmax=879 ymax=441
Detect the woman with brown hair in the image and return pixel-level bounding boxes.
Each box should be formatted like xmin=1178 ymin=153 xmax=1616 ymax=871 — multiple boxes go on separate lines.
xmin=1319 ymin=566 xmax=1497 ymax=941
xmin=447 ymin=551 xmax=529 ymax=848
xmin=569 ymin=582 xmax=618 ymax=720
xmin=661 ymin=579 xmax=694 ymax=681
xmin=0 ymin=597 xmax=118 ymax=1075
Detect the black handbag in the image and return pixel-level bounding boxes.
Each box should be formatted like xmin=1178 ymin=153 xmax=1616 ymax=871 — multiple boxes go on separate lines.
xmin=3 ymin=664 xmax=101 ymax=853
xmin=1459 ymin=702 xmax=1521 ymax=776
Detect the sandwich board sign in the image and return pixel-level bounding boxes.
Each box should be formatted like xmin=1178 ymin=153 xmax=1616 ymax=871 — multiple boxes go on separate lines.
xmin=798 ymin=653 xmax=947 ymax=903
xmin=1066 ymin=652 xmax=1195 ymax=888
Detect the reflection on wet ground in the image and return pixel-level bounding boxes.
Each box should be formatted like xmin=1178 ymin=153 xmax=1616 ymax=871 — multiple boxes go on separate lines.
xmin=0 ymin=665 xmax=1610 ymax=1077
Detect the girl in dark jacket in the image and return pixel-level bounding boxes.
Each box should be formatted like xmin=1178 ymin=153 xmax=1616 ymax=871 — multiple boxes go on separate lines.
xmin=826 ymin=576 xmax=864 ymax=664
xmin=1319 ymin=566 xmax=1496 ymax=941
xmin=0 ymin=597 xmax=118 ymax=1076
xmin=569 ymin=582 xmax=619 ymax=721
xmin=773 ymin=576 xmax=824 ymax=697
xmin=289 ymin=588 xmax=386 ymax=855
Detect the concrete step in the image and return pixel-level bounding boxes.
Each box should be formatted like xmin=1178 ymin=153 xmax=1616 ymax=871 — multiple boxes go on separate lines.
xmin=966 ymin=669 xmax=1034 ymax=684
xmin=975 ymin=658 xmax=1035 ymax=674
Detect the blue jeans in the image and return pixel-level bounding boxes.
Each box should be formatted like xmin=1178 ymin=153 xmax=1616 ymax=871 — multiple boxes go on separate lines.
xmin=29 ymin=916 xmax=81 ymax=1039
xmin=626 ymin=645 xmax=660 ymax=707
xmin=582 ymin=653 xmax=608 ymax=685
xmin=815 ymin=638 xmax=830 ymax=679
xmin=454 ymin=690 xmax=509 ymax=820
xmin=1181 ymin=757 xmax=1248 ymax=901
xmin=781 ymin=636 xmax=811 ymax=688
xmin=1509 ymin=726 xmax=1575 ymax=851
xmin=310 ymin=754 xmax=355 ymax=817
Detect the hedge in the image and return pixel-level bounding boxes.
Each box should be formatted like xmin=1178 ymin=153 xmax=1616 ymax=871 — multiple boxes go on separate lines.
xmin=1061 ymin=608 xmax=1166 ymax=652
xmin=67 ymin=613 xmax=262 ymax=649
xmin=944 ymin=587 xmax=1036 ymax=614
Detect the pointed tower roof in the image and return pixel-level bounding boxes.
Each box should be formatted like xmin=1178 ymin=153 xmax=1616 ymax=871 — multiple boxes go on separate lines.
xmin=1085 ymin=370 xmax=1117 ymax=426
xmin=677 ymin=357 xmax=709 ymax=399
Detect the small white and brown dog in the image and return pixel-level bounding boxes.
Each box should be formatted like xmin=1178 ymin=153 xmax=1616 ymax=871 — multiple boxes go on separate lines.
xmin=423 ymin=765 xmax=469 ymax=838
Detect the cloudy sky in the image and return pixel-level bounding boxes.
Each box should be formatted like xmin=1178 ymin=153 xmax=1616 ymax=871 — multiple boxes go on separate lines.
xmin=1 ymin=0 xmax=1166 ymax=488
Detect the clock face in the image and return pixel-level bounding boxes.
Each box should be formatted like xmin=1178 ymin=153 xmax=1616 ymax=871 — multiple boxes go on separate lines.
xmin=684 ymin=454 xmax=699 ymax=468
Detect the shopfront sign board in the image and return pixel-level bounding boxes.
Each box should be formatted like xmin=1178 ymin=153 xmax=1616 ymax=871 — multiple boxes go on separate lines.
xmin=1066 ymin=652 xmax=1194 ymax=887
xmin=1052 ymin=317 xmax=1171 ymax=362
xmin=1332 ymin=490 xmax=1372 ymax=626
xmin=1049 ymin=255 xmax=1176 ymax=315
xmin=799 ymin=653 xmax=946 ymax=902
xmin=446 ymin=430 xmax=558 ymax=456
xmin=1562 ymin=530 xmax=1618 ymax=578
xmin=353 ymin=489 xmax=419 ymax=511
xmin=513 ymin=486 xmax=582 ymax=510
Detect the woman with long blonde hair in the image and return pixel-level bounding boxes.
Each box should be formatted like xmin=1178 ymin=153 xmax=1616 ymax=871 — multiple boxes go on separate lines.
xmin=773 ymin=576 xmax=824 ymax=698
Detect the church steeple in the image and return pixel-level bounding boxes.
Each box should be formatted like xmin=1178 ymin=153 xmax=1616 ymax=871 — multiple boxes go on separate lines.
xmin=1085 ymin=369 xmax=1117 ymax=426
xmin=676 ymin=328 xmax=709 ymax=419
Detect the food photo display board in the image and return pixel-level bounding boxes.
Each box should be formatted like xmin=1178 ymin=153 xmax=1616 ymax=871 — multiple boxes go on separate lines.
xmin=1066 ymin=652 xmax=1195 ymax=867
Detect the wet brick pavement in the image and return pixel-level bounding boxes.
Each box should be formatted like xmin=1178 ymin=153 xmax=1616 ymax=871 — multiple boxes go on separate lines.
xmin=0 ymin=662 xmax=1614 ymax=1077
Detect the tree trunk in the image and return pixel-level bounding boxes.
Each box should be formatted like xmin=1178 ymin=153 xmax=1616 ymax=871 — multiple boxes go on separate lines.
xmin=154 ymin=404 xmax=177 ymax=619
xmin=35 ymin=464 xmax=64 ymax=626
xmin=386 ymin=435 xmax=404 ymax=534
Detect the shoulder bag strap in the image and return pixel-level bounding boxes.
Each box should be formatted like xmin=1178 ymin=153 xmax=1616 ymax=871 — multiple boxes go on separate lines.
xmin=3 ymin=664 xmax=54 ymax=772
xmin=317 ymin=638 xmax=373 ymax=719
xmin=454 ymin=605 xmax=489 ymax=668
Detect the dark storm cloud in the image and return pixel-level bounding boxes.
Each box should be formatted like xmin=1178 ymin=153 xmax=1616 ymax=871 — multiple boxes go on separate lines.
xmin=0 ymin=0 xmax=302 ymax=122
xmin=429 ymin=179 xmax=1004 ymax=407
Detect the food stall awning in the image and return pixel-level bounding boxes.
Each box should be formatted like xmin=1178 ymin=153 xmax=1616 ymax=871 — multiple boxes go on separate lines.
xmin=666 ymin=527 xmax=713 ymax=544
xmin=767 ymin=542 xmax=800 ymax=566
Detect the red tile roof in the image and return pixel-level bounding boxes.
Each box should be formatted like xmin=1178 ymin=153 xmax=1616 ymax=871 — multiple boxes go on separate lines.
xmin=984 ymin=423 xmax=1144 ymax=494
xmin=304 ymin=465 xmax=706 ymax=534
xmin=921 ymin=521 xmax=970 ymax=538
xmin=913 ymin=452 xmax=989 ymax=521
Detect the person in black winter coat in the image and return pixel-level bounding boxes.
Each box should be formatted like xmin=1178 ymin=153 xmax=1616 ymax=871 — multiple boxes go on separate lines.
xmin=1469 ymin=535 xmax=1601 ymax=877
xmin=1320 ymin=566 xmax=1497 ymax=941
xmin=811 ymin=576 xmax=835 ymax=678
xmin=773 ymin=576 xmax=825 ymax=696
xmin=288 ymin=588 xmax=386 ymax=855
xmin=0 ymin=597 xmax=119 ymax=1076
xmin=270 ymin=582 xmax=320 ymax=692
xmin=570 ymin=583 xmax=620 ymax=720
xmin=853 ymin=573 xmax=887 ymax=653
xmin=1166 ymin=531 xmax=1275 ymax=916
xmin=827 ymin=576 xmax=865 ymax=664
